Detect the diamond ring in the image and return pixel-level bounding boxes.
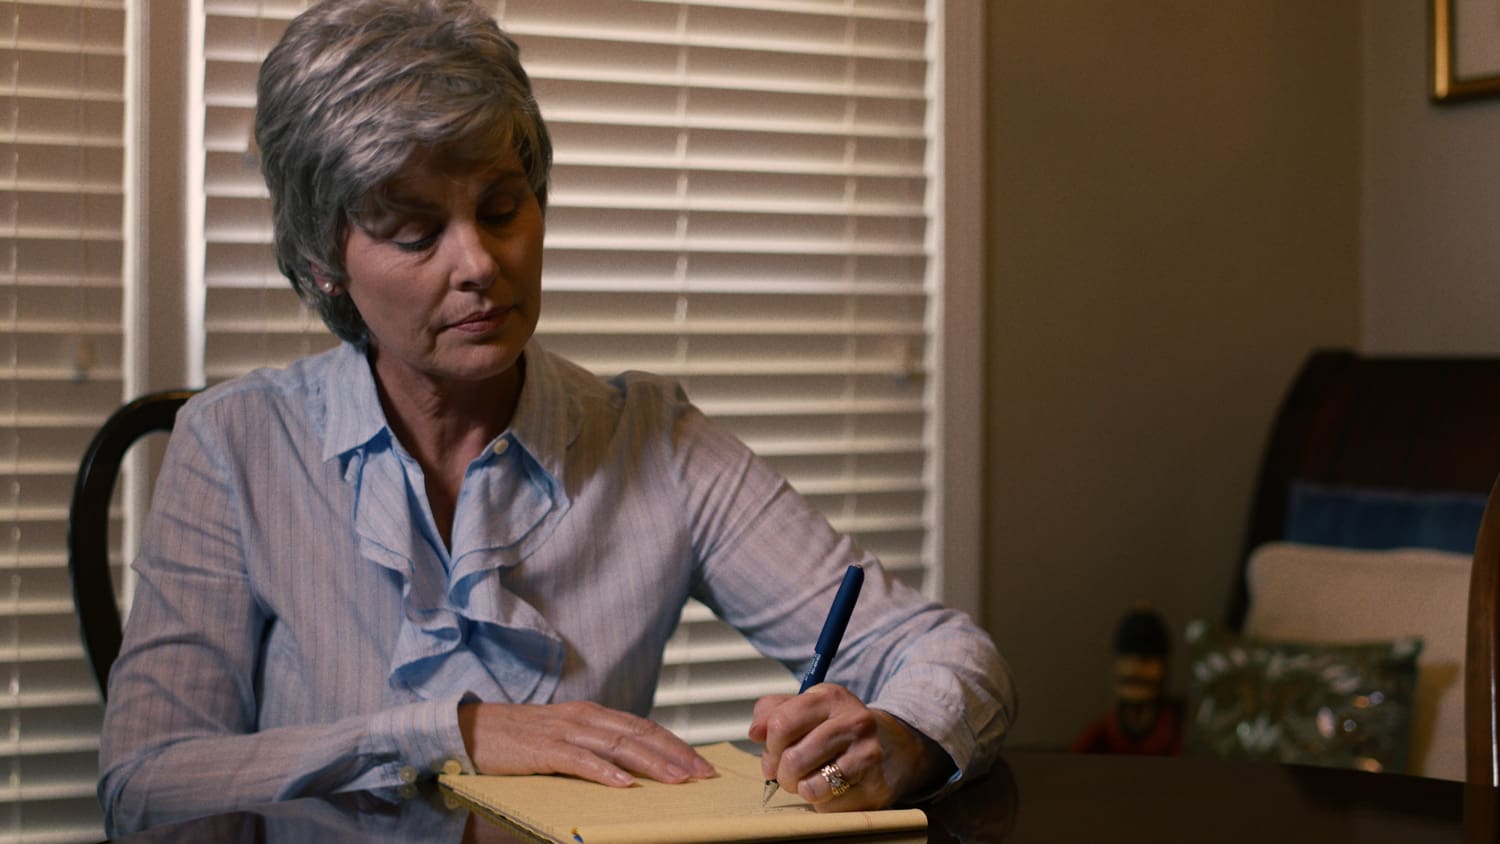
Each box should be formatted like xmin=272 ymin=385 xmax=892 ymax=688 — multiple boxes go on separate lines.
xmin=819 ymin=762 xmax=852 ymax=797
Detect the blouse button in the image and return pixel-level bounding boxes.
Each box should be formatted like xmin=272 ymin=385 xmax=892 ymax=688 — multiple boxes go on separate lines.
xmin=492 ymin=438 xmax=510 ymax=456
xmin=440 ymin=758 xmax=463 ymax=776
xmin=398 ymin=765 xmax=418 ymax=784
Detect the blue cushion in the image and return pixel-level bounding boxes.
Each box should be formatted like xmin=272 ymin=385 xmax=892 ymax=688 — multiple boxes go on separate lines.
xmin=1284 ymin=483 xmax=1487 ymax=554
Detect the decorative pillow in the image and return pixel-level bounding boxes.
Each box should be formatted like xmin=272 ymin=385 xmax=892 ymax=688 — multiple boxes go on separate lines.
xmin=1284 ymin=483 xmax=1486 ymax=554
xmin=1244 ymin=542 xmax=1470 ymax=779
xmin=1183 ymin=620 xmax=1423 ymax=774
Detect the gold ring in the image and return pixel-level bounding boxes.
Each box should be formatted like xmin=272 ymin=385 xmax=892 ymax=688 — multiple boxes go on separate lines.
xmin=819 ymin=762 xmax=852 ymax=797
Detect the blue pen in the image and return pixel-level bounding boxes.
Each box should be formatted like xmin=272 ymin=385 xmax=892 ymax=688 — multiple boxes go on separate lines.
xmin=761 ymin=564 xmax=864 ymax=804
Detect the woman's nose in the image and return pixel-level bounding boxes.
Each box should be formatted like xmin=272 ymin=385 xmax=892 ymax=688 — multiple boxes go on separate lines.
xmin=447 ymin=221 xmax=499 ymax=290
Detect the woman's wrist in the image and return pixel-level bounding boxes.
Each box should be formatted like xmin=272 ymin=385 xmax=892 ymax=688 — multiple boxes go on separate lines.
xmin=872 ymin=709 xmax=956 ymax=801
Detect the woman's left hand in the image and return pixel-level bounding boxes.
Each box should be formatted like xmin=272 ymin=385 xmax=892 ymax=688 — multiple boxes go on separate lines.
xmin=748 ymin=683 xmax=952 ymax=812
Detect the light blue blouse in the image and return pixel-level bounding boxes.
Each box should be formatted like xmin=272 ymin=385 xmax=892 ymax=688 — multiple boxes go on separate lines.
xmin=98 ymin=341 xmax=1015 ymax=835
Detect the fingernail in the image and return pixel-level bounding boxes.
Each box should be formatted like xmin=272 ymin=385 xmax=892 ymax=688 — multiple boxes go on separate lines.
xmin=611 ymin=770 xmax=636 ymax=786
xmin=665 ymin=764 xmax=688 ymax=780
xmin=693 ymin=758 xmax=716 ymax=778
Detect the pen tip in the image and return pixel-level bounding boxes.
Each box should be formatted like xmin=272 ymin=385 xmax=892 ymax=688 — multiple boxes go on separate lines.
xmin=762 ymin=779 xmax=778 ymax=805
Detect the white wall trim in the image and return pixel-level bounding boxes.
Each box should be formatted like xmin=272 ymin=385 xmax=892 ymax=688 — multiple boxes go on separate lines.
xmin=936 ymin=0 xmax=985 ymax=620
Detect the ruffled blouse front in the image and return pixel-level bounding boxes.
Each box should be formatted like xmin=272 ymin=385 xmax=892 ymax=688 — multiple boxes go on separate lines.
xmin=319 ymin=342 xmax=585 ymax=707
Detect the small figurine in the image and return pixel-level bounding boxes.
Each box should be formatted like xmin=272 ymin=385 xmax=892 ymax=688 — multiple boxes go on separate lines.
xmin=1070 ymin=605 xmax=1182 ymax=756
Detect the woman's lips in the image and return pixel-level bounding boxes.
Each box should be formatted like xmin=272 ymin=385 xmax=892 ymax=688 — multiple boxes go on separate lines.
xmin=449 ymin=307 xmax=509 ymax=334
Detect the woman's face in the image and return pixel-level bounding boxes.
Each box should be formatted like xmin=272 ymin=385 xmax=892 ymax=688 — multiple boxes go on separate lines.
xmin=339 ymin=149 xmax=543 ymax=398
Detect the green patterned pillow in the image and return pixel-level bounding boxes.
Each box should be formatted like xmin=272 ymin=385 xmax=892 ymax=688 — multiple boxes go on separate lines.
xmin=1183 ymin=620 xmax=1422 ymax=773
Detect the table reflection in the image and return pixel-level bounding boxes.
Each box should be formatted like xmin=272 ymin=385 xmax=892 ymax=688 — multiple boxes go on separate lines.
xmin=107 ymin=750 xmax=1490 ymax=843
xmin=112 ymin=788 xmax=468 ymax=844
xmin=109 ymin=766 xmax=1021 ymax=844
xmin=924 ymin=754 xmax=1019 ymax=843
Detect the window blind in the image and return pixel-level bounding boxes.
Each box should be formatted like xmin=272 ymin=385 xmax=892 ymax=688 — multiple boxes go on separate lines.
xmin=0 ymin=1 xmax=128 ymax=842
xmin=196 ymin=0 xmax=936 ymax=746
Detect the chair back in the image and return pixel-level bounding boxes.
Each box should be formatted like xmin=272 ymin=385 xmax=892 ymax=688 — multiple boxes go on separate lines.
xmin=1472 ymin=476 xmax=1500 ymax=787
xmin=67 ymin=389 xmax=197 ymax=701
xmin=1237 ymin=350 xmax=1500 ymax=631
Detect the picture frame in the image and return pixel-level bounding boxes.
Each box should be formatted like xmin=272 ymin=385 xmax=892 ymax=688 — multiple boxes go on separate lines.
xmin=1432 ymin=0 xmax=1500 ymax=102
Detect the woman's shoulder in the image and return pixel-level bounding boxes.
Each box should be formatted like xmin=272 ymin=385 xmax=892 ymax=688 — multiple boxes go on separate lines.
xmin=535 ymin=345 xmax=691 ymax=416
xmin=178 ymin=345 xmax=345 ymax=430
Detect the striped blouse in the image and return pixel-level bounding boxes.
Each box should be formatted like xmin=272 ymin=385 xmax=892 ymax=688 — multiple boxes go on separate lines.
xmin=98 ymin=340 xmax=1015 ymax=835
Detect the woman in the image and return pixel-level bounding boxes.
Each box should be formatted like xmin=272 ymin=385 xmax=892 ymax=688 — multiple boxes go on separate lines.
xmin=98 ymin=0 xmax=1016 ymax=835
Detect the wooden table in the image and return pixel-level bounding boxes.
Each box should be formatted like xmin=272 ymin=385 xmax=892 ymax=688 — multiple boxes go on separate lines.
xmin=925 ymin=749 xmax=1485 ymax=843
xmin=109 ymin=749 xmax=1491 ymax=843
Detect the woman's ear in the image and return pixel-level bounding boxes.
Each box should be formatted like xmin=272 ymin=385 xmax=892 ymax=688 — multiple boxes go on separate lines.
xmin=311 ymin=267 xmax=343 ymax=296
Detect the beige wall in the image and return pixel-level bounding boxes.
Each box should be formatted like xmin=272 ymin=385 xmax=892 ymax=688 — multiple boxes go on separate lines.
xmin=981 ymin=1 xmax=1361 ymax=747
xmin=1362 ymin=1 xmax=1500 ymax=354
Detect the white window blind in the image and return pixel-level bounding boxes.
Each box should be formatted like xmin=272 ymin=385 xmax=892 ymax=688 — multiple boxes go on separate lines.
xmin=0 ymin=1 xmax=128 ymax=842
xmin=197 ymin=0 xmax=937 ymax=746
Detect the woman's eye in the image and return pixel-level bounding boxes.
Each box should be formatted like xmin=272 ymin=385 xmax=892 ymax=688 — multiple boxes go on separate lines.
xmin=480 ymin=201 xmax=520 ymax=228
xmin=390 ymin=223 xmax=440 ymax=252
xmin=481 ymin=211 xmax=518 ymax=230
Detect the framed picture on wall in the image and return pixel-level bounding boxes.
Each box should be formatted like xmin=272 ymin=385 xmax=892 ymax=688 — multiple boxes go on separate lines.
xmin=1433 ymin=0 xmax=1500 ymax=102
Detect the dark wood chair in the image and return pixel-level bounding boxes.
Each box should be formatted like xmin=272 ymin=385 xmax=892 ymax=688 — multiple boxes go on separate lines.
xmin=1238 ymin=349 xmax=1500 ymax=786
xmin=1470 ymin=480 xmax=1500 ymax=787
xmin=1234 ymin=349 xmax=1500 ymax=629
xmin=67 ymin=389 xmax=197 ymax=701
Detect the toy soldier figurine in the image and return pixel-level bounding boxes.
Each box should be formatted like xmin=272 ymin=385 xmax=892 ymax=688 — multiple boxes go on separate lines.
xmin=1071 ymin=606 xmax=1182 ymax=756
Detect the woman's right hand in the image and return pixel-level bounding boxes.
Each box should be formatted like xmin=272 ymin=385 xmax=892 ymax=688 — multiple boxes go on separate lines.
xmin=457 ymin=701 xmax=715 ymax=787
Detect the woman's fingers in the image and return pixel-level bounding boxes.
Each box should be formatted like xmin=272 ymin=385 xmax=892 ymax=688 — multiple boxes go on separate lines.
xmin=554 ymin=701 xmax=714 ymax=780
xmin=748 ymin=693 xmax=794 ymax=742
xmin=458 ymin=701 xmax=715 ymax=787
xmin=754 ymin=685 xmax=869 ymax=801
xmin=752 ymin=685 xmax=945 ymax=811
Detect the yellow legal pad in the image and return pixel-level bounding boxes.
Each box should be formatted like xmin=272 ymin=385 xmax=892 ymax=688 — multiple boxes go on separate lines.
xmin=439 ymin=742 xmax=928 ymax=844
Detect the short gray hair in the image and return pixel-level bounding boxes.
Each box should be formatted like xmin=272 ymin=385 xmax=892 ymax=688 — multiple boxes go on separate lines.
xmin=254 ymin=0 xmax=553 ymax=347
